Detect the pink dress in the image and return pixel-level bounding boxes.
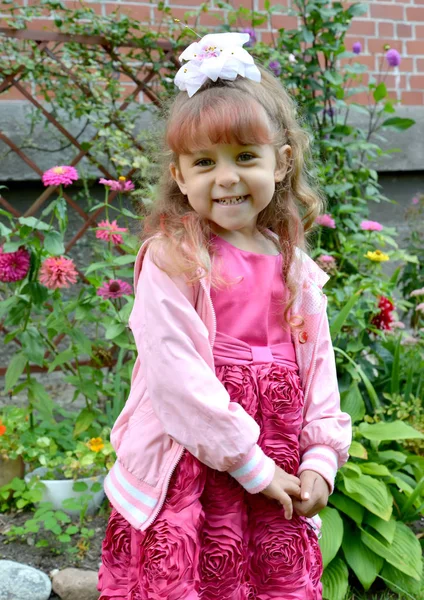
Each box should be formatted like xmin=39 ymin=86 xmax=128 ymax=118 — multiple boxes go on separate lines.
xmin=98 ymin=236 xmax=323 ymax=600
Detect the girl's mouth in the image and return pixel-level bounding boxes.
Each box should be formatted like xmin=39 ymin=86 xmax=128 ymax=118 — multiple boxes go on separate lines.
xmin=214 ymin=195 xmax=248 ymax=206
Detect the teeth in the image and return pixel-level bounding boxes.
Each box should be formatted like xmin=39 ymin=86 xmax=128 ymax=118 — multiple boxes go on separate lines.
xmin=216 ymin=196 xmax=246 ymax=205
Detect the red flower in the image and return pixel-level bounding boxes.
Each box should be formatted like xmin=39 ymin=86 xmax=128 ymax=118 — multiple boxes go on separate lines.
xmin=371 ymin=296 xmax=395 ymax=331
xmin=0 ymin=420 xmax=6 ymax=436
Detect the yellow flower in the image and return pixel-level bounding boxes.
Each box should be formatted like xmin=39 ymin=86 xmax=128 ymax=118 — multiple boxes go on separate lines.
xmin=87 ymin=437 xmax=104 ymax=453
xmin=365 ymin=250 xmax=390 ymax=262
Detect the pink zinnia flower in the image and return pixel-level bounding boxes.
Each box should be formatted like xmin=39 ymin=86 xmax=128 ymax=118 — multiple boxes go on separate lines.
xmin=96 ymin=220 xmax=127 ymax=245
xmin=0 ymin=247 xmax=31 ymax=282
xmin=99 ymin=177 xmax=135 ymax=193
xmin=316 ymin=254 xmax=337 ymax=274
xmin=360 ymin=220 xmax=383 ymax=232
xmin=411 ymin=196 xmax=420 ymax=205
xmin=416 ymin=303 xmax=424 ymax=314
xmin=42 ymin=166 xmax=79 ymax=187
xmin=315 ymin=214 xmax=336 ymax=229
xmin=97 ymin=279 xmax=133 ymax=299
xmin=39 ymin=256 xmax=78 ymax=289
xmin=317 ymin=254 xmax=335 ymax=264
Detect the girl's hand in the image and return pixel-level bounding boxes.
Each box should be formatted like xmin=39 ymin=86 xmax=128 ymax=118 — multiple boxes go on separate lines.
xmin=261 ymin=465 xmax=301 ymax=520
xmin=293 ymin=470 xmax=329 ymax=518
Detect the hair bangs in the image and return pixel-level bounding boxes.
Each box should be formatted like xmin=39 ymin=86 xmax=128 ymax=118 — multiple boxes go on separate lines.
xmin=166 ymin=89 xmax=274 ymax=155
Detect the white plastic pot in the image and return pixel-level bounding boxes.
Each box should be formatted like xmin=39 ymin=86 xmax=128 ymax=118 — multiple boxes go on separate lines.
xmin=24 ymin=467 xmax=105 ymax=516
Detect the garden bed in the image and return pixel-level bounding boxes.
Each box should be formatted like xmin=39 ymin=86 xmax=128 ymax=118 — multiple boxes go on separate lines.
xmin=0 ymin=506 xmax=108 ymax=579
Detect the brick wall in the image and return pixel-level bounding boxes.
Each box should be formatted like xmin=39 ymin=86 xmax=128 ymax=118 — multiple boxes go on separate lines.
xmin=1 ymin=0 xmax=423 ymax=105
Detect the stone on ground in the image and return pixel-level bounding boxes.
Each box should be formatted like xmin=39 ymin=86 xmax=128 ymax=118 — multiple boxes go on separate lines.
xmin=52 ymin=568 xmax=99 ymax=600
xmin=0 ymin=560 xmax=51 ymax=600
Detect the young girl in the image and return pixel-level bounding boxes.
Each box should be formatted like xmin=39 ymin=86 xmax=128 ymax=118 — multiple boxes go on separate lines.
xmin=98 ymin=32 xmax=351 ymax=600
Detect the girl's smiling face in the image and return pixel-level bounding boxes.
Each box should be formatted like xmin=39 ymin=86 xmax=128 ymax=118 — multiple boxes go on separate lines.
xmin=170 ymin=142 xmax=291 ymax=236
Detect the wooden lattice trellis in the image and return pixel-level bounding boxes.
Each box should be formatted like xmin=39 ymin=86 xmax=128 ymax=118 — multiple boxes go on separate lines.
xmin=0 ymin=28 xmax=177 ymax=377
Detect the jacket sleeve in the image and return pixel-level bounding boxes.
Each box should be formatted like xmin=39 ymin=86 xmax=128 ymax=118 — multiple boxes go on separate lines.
xmin=298 ymin=296 xmax=352 ymax=492
xmin=129 ymin=249 xmax=275 ymax=494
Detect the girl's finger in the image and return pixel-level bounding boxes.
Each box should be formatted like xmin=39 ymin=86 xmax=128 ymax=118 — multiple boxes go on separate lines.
xmin=279 ymin=492 xmax=293 ymax=520
xmin=286 ymin=482 xmax=301 ymax=498
xmin=286 ymin=474 xmax=301 ymax=486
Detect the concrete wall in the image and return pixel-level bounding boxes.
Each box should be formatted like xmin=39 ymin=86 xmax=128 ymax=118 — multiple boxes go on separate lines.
xmin=0 ymin=101 xmax=422 ymax=181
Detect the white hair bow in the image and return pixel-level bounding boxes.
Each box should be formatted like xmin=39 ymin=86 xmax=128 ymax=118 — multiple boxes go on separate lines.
xmin=174 ymin=32 xmax=261 ymax=97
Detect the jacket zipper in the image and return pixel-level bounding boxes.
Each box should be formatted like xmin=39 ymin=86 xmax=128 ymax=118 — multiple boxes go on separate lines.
xmin=145 ymin=445 xmax=185 ymax=528
xmin=145 ymin=278 xmax=217 ymax=529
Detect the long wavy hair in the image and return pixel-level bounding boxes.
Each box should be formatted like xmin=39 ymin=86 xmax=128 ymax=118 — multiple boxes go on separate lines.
xmin=142 ymin=66 xmax=325 ymax=327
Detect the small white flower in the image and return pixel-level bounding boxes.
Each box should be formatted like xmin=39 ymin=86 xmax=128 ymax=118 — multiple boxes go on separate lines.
xmin=289 ymin=53 xmax=297 ymax=64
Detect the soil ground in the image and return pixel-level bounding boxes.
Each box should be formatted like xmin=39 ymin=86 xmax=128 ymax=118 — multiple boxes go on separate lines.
xmin=0 ymin=505 xmax=109 ymax=598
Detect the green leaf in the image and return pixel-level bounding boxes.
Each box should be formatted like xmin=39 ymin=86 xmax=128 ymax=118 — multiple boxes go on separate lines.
xmin=348 ymin=441 xmax=368 ymax=459
xmin=112 ymin=255 xmax=136 ymax=266
xmin=361 ymin=522 xmax=422 ymax=580
xmin=18 ymin=216 xmax=50 ymax=231
xmin=23 ymin=282 xmax=49 ymax=306
xmin=104 ymin=322 xmax=126 ymax=340
xmin=391 ymin=335 xmax=401 ymax=395
xmin=44 ymin=231 xmax=65 ymax=256
xmin=359 ymin=462 xmax=391 ymax=477
xmin=28 ymin=381 xmax=54 ymax=420
xmin=330 ymin=290 xmax=362 ymax=338
xmin=373 ymin=82 xmax=387 ymax=102
xmin=363 ymin=513 xmax=396 ymax=543
xmin=339 ymin=473 xmax=392 ymax=520
xmin=378 ymin=450 xmax=406 ymax=465
xmin=381 ymin=117 xmax=415 ymax=130
xmin=342 ymin=521 xmax=383 ymax=590
xmin=322 ymin=557 xmax=349 ymax=600
xmin=3 ymin=240 xmax=25 ymax=252
xmin=21 ymin=327 xmax=45 ymax=367
xmin=4 ymin=353 xmax=27 ymax=392
xmin=72 ymin=481 xmax=88 ymax=492
xmin=73 ymin=407 xmax=97 ymax=437
xmin=329 ymin=492 xmax=364 ymax=525
xmin=48 ymin=347 xmax=74 ymax=373
xmin=302 ymin=29 xmax=314 ymax=44
xmin=358 ymin=421 xmax=424 ymax=441
xmin=65 ymin=525 xmax=79 ymax=535
xmin=340 ymin=382 xmax=365 ymax=424
xmin=334 ymin=348 xmax=379 ymax=410
xmin=381 ymin=560 xmax=424 ymax=598
xmin=347 ymin=3 xmax=368 ymax=17
xmin=319 ymin=507 xmax=344 ymax=568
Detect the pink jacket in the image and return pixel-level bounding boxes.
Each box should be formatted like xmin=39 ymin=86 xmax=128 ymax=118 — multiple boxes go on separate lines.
xmin=104 ymin=239 xmax=351 ymax=531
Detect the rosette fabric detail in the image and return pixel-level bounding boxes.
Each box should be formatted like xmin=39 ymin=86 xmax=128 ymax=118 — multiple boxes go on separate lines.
xmin=174 ymin=32 xmax=261 ymax=97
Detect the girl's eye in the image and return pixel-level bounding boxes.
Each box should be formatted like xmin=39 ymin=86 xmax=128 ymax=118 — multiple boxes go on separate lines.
xmin=238 ymin=153 xmax=255 ymax=162
xmin=194 ymin=158 xmax=213 ymax=167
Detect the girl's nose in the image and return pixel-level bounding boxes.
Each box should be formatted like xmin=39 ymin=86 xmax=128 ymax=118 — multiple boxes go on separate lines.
xmin=215 ymin=164 xmax=240 ymax=188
